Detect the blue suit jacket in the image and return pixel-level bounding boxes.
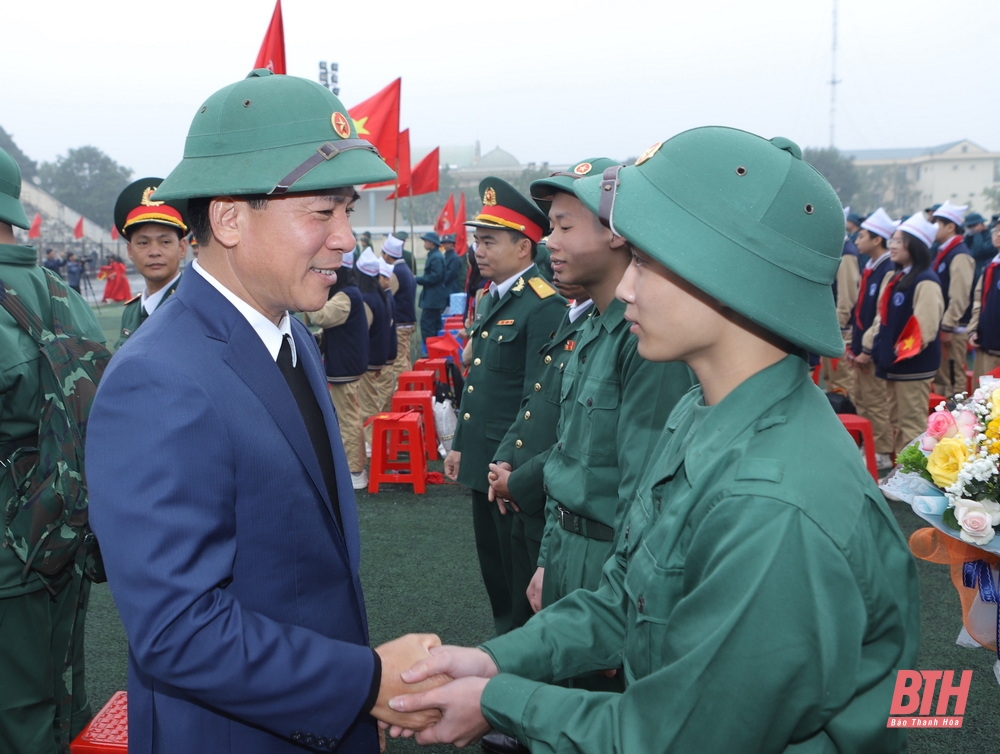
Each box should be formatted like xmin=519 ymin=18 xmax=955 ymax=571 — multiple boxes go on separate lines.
xmin=86 ymin=270 xmax=379 ymax=753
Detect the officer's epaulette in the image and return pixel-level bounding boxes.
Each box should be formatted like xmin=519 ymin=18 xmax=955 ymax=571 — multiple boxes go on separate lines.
xmin=528 ymin=277 xmax=557 ymax=299
xmin=123 ymin=292 xmax=142 ymax=306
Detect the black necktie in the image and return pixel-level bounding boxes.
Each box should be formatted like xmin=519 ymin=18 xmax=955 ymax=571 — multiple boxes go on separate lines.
xmin=277 ymin=336 xmax=342 ymax=530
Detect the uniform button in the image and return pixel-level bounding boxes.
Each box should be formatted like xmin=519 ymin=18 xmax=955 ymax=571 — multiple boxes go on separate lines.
xmin=474 ymin=358 xmax=482 ymax=366
xmin=481 ymin=330 xmax=489 ymax=339
xmin=624 ymin=524 xmax=630 ymax=542
xmin=524 ymin=410 xmax=531 ymax=420
xmin=637 ymin=595 xmax=645 ymax=613
xmin=497 ymin=334 xmax=503 ymax=342
xmin=534 ymin=383 xmax=541 ymax=392
xmin=544 ymin=355 xmax=552 ymax=364
xmin=582 ymin=355 xmax=588 ymax=364
xmin=586 ymin=397 xmax=593 ymax=407
xmin=463 ymin=412 xmax=471 ymax=420
xmin=557 ymin=442 xmax=563 ymax=451
xmin=467 ymin=385 xmax=474 ymax=393
xmin=515 ymin=439 xmax=523 ymax=448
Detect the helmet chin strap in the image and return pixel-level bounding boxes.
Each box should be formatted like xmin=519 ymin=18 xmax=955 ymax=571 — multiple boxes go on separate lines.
xmin=269 ymin=139 xmax=382 ymax=196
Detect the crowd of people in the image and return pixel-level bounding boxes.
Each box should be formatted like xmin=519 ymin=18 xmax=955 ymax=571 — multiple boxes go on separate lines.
xmin=0 ymin=65 xmax=946 ymax=754
xmin=829 ymin=201 xmax=1000 ymax=472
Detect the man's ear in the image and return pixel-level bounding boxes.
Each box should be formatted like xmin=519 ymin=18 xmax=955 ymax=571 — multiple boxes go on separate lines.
xmin=209 ymin=197 xmax=241 ymax=248
xmin=610 ymin=233 xmax=629 ymax=250
xmin=517 ymin=236 xmax=533 ymax=260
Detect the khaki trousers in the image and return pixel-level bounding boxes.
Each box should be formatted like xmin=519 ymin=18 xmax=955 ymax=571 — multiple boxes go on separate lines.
xmin=359 ymin=369 xmax=382 ymax=448
xmin=934 ymin=332 xmax=969 ymax=398
xmin=887 ymin=379 xmax=931 ymax=455
xmin=851 ymin=365 xmax=893 ymax=455
xmin=380 ymin=327 xmax=415 ymax=412
xmin=972 ymin=350 xmax=1000 ymax=382
xmin=328 ymin=380 xmax=365 ymax=473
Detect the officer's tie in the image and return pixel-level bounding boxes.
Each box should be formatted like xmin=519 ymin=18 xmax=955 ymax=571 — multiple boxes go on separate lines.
xmin=277 ymin=335 xmax=342 ymax=530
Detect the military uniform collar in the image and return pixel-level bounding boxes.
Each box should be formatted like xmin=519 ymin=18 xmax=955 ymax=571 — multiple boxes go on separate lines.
xmin=657 ymin=355 xmax=806 ymax=485
xmin=490 ymin=263 xmax=537 ymax=301
xmin=0 ymin=243 xmax=39 ymax=265
xmin=142 ymin=272 xmax=182 ymax=316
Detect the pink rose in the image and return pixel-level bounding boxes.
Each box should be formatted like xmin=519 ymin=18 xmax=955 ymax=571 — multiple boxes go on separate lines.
xmin=955 ymin=410 xmax=978 ymax=440
xmin=920 ymin=434 xmax=939 ymax=452
xmin=926 ymin=410 xmax=958 ymax=440
xmin=954 ymin=500 xmax=1000 ymax=546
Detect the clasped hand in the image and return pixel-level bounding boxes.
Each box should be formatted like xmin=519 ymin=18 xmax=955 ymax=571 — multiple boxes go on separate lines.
xmin=380 ymin=645 xmax=499 ymax=747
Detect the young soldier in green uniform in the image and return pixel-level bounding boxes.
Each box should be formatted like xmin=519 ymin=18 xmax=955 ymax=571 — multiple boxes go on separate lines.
xmin=444 ymin=177 xmax=567 ymax=636
xmin=0 ymin=146 xmax=106 ymax=753
xmin=113 ymin=178 xmax=189 ymax=349
xmin=516 ymin=160 xmax=692 ymax=659
xmin=487 ymin=280 xmax=591 ymax=632
xmin=389 ymin=127 xmax=921 ymax=753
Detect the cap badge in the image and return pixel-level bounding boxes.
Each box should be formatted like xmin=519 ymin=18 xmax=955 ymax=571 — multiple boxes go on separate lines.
xmin=573 ymin=162 xmax=593 ymax=176
xmin=332 ymin=112 xmax=352 ymax=139
xmin=483 ymin=187 xmax=497 ymax=206
xmin=140 ymin=187 xmax=164 ymax=207
xmin=635 ymin=141 xmax=664 ymax=166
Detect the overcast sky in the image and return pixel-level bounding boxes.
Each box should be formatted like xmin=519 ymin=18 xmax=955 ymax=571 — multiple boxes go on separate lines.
xmin=3 ymin=0 xmax=999 ymax=181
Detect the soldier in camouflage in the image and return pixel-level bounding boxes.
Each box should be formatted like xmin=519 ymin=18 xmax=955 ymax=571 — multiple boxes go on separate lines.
xmin=0 ymin=146 xmax=107 ymax=753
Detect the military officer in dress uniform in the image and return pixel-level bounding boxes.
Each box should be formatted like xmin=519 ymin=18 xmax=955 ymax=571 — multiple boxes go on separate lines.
xmin=487 ymin=282 xmax=591 ymax=631
xmin=389 ymin=127 xmax=920 ymax=754
xmin=444 ymin=177 xmax=567 ymax=637
xmin=112 ymin=178 xmax=189 ymax=349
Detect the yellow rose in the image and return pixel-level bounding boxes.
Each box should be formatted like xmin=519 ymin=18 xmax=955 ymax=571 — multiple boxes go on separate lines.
xmin=987 ymin=418 xmax=1000 ymax=455
xmin=991 ymin=388 xmax=1000 ymax=419
xmin=926 ymin=436 xmax=969 ymax=488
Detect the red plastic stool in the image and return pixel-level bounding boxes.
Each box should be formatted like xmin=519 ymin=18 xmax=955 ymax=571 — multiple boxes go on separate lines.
xmin=397 ymin=370 xmax=436 ymax=393
xmin=367 ymin=412 xmax=427 ymax=494
xmin=928 ymin=392 xmax=947 ymax=414
xmin=838 ymin=414 xmax=879 ymax=482
xmin=391 ymin=390 xmax=438 ymax=459
xmin=71 ymin=691 xmax=128 ymax=753
xmin=414 ymin=357 xmax=448 ymax=384
xmin=426 ymin=333 xmax=463 ymax=366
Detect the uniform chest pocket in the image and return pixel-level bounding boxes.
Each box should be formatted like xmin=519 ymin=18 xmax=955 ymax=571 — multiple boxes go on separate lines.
xmin=484 ymin=326 xmax=522 ymax=373
xmin=623 ymin=544 xmax=683 ymax=682
xmin=575 ymin=378 xmax=620 ymax=460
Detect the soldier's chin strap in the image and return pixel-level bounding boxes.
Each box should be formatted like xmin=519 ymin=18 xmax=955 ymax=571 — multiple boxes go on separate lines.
xmin=269 ymin=139 xmax=382 ymax=196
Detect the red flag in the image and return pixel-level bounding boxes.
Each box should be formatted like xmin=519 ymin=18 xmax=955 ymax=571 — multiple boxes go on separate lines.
xmin=27 ymin=213 xmax=41 ymax=239
xmin=435 ymin=194 xmax=455 ymax=236
xmin=254 ymin=0 xmax=285 ymax=74
xmin=348 ymin=78 xmax=401 ymax=174
xmin=893 ymin=316 xmax=923 ymax=363
xmin=380 ymin=129 xmax=412 ymax=194
xmin=388 ymin=145 xmax=439 ymax=199
xmin=73 ymin=217 xmax=84 ymax=240
xmin=110 ymin=224 xmax=120 ymax=240
xmin=455 ymin=193 xmax=468 ymax=255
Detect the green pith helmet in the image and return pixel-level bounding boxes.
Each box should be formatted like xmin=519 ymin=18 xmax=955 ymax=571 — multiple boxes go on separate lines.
xmin=114 ymin=178 xmax=189 ymax=239
xmin=155 ymin=69 xmax=395 ymax=201
xmin=466 ymin=176 xmax=550 ymax=244
xmin=0 ymin=146 xmax=30 ymax=229
xmin=573 ymin=126 xmax=844 ymax=357
xmin=530 ymin=157 xmax=621 ymax=215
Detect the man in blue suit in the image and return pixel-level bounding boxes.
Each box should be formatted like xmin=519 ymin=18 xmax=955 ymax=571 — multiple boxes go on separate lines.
xmin=85 ymin=70 xmax=442 ymax=754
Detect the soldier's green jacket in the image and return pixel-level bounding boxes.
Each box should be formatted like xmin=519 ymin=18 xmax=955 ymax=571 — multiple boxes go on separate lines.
xmin=494 ymin=301 xmax=592 ymax=528
xmin=0 ymin=243 xmax=104 ymax=595
xmin=453 ymin=267 xmax=566 ymax=492
xmin=480 ymin=356 xmax=920 ymax=753
xmin=538 ymin=297 xmax=693 ymax=600
xmin=114 ymin=275 xmax=181 ymax=349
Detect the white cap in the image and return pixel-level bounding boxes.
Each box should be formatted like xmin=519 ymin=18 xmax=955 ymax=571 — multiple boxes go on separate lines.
xmin=381 ymin=234 xmax=404 ymax=259
xmin=843 ymin=205 xmax=850 ymax=219
xmin=341 ymin=250 xmax=355 ymax=269
xmin=357 ymin=248 xmax=381 ymax=277
xmin=932 ymin=200 xmax=967 ymax=227
xmin=861 ymin=207 xmax=897 ymax=241
xmin=378 ymin=259 xmax=394 ymax=278
xmin=898 ymin=213 xmax=939 ymax=248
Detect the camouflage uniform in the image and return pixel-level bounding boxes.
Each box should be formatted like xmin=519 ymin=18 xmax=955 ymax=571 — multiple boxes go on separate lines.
xmin=1 ymin=242 xmax=105 ymax=753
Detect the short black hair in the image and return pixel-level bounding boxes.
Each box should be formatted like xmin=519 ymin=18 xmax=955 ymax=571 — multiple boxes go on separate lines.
xmin=187 ymin=195 xmax=269 ymax=246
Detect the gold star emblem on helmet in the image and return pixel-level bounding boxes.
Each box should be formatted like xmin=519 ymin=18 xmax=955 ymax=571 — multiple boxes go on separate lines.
xmin=573 ymin=162 xmax=593 ymax=176
xmin=635 ymin=142 xmax=664 ymax=166
xmin=483 ymin=187 xmax=497 ymax=206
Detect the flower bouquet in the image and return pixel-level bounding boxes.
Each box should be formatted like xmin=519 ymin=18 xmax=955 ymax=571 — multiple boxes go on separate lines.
xmin=884 ymin=378 xmax=1000 ymax=548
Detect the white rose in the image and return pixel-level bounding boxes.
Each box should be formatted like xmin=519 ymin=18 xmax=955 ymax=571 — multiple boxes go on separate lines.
xmin=954 ymin=500 xmax=998 ymax=546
